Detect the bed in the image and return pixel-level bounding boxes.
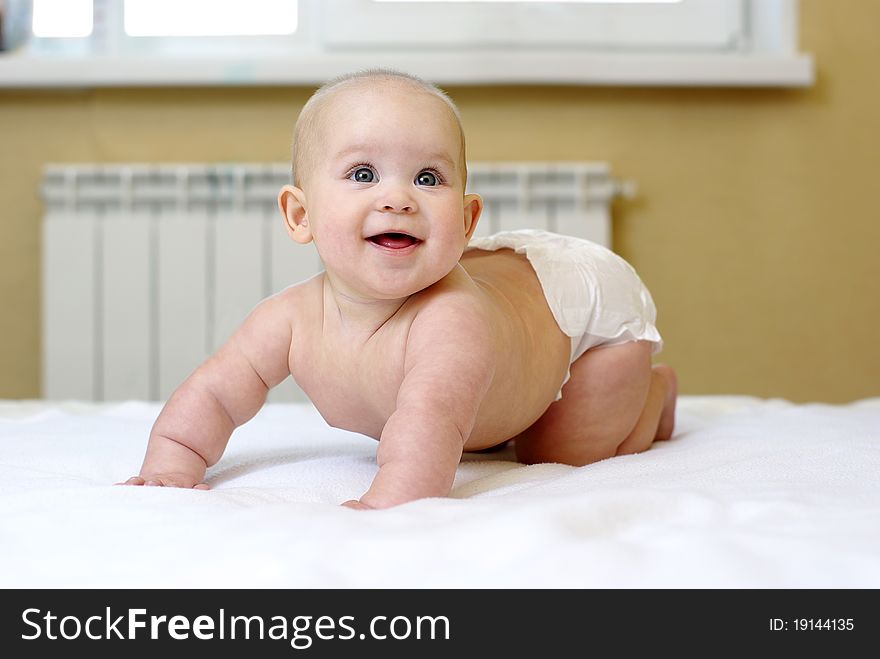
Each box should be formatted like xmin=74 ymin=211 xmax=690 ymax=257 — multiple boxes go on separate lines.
xmin=1 ymin=395 xmax=878 ymax=588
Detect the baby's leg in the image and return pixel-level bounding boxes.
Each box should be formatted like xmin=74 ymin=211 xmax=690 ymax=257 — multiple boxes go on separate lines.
xmin=615 ymin=363 xmax=677 ymax=454
xmin=514 ymin=340 xmax=676 ymax=466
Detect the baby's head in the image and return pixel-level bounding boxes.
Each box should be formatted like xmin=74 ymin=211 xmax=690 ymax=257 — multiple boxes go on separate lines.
xmin=291 ymin=69 xmax=468 ymax=190
xmin=278 ymin=69 xmax=483 ymax=301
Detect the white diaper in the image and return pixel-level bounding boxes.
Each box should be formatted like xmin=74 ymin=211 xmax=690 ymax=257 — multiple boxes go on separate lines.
xmin=465 ymin=229 xmax=663 ymax=401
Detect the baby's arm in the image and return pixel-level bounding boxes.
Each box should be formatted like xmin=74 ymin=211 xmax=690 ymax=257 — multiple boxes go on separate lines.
xmin=120 ymin=292 xmax=293 ymax=488
xmin=351 ymin=298 xmax=496 ymax=509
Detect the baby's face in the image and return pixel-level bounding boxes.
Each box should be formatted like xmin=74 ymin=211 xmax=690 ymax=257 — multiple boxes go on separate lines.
xmin=296 ymin=85 xmax=480 ymax=301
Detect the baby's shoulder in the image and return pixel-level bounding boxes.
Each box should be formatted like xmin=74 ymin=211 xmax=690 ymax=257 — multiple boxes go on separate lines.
xmin=416 ymin=264 xmax=490 ymax=308
xmin=256 ymin=274 xmax=323 ymax=334
xmin=408 ymin=267 xmax=496 ymax=339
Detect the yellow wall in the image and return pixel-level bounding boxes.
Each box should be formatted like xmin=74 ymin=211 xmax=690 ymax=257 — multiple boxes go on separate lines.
xmin=1 ymin=0 xmax=878 ymax=402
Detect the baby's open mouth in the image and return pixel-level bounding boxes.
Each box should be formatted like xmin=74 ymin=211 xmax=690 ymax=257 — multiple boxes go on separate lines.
xmin=367 ymin=233 xmax=422 ymax=249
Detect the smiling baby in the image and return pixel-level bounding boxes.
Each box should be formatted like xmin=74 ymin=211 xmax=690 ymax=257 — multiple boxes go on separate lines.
xmin=120 ymin=69 xmax=677 ymax=509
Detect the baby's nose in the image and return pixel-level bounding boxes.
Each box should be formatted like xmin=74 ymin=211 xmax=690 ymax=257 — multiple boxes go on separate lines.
xmin=379 ymin=190 xmax=416 ymax=213
xmin=382 ymin=202 xmax=414 ymax=213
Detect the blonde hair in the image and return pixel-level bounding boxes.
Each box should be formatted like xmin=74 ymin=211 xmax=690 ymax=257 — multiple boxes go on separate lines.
xmin=290 ymin=69 xmax=467 ymax=189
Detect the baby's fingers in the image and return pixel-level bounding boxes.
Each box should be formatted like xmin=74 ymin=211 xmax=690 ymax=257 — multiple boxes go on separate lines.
xmin=115 ymin=476 xmax=146 ymax=486
xmin=115 ymin=475 xmax=209 ymax=489
xmin=341 ymin=499 xmax=373 ymax=511
xmin=143 ymin=477 xmax=209 ymax=489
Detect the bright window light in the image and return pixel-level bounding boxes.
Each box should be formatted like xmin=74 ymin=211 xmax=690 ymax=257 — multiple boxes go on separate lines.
xmin=124 ymin=0 xmax=298 ymax=37
xmin=32 ymin=0 xmax=93 ymax=38
xmin=373 ymin=1 xmax=682 ymax=3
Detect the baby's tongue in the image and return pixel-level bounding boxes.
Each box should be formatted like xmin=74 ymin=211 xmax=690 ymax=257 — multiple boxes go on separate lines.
xmin=373 ymin=233 xmax=415 ymax=249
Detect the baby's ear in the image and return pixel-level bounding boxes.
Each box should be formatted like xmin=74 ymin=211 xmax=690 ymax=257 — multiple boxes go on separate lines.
xmin=463 ymin=193 xmax=483 ymax=241
xmin=278 ymin=185 xmax=313 ymax=244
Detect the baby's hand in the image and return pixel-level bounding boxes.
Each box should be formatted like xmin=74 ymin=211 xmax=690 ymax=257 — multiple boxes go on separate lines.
xmin=341 ymin=499 xmax=373 ymax=511
xmin=116 ymin=474 xmax=210 ymax=490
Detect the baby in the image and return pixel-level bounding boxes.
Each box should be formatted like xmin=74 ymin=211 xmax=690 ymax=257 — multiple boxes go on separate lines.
xmin=120 ymin=69 xmax=677 ymax=509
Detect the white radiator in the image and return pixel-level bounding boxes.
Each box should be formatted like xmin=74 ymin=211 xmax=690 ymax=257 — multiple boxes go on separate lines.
xmin=40 ymin=162 xmax=632 ymax=402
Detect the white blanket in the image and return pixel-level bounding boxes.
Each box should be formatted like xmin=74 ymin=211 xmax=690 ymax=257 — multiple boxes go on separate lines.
xmin=1 ymin=396 xmax=878 ymax=588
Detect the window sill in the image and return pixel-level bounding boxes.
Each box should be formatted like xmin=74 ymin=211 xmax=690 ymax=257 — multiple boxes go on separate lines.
xmin=0 ymin=51 xmax=814 ymax=88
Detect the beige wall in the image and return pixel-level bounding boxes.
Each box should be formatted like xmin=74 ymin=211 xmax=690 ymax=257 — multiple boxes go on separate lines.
xmin=1 ymin=0 xmax=878 ymax=402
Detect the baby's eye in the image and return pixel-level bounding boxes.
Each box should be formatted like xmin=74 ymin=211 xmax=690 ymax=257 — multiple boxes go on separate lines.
xmin=415 ymin=170 xmax=439 ymax=186
xmin=350 ymin=167 xmax=375 ymax=183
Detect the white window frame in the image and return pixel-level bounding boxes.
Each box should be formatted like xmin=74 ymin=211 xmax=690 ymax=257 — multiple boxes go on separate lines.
xmin=326 ymin=0 xmax=744 ymax=50
xmin=0 ymin=0 xmax=813 ymax=88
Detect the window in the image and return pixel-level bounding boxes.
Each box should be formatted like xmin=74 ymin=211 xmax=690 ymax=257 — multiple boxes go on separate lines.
xmin=26 ymin=0 xmax=300 ymax=55
xmin=28 ymin=0 xmax=297 ymax=38
xmin=327 ymin=0 xmax=743 ymax=51
xmin=3 ymin=0 xmax=812 ymax=87
xmin=31 ymin=0 xmax=93 ymax=38
xmin=123 ymin=0 xmax=297 ymax=37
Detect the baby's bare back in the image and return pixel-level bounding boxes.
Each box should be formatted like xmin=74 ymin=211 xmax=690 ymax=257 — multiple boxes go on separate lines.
xmin=288 ymin=248 xmax=571 ymax=450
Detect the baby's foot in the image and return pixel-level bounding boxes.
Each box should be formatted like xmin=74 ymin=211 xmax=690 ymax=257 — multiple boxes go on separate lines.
xmin=652 ymin=364 xmax=677 ymax=441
